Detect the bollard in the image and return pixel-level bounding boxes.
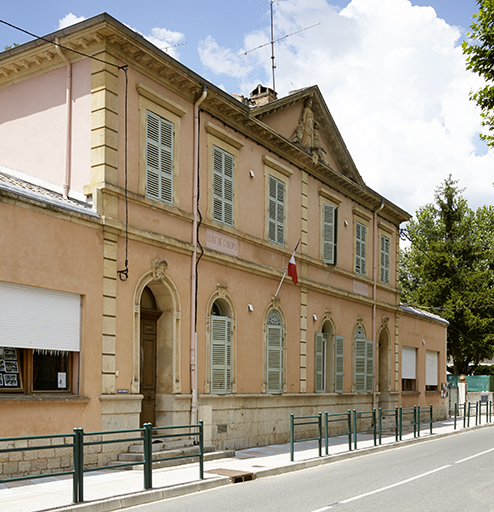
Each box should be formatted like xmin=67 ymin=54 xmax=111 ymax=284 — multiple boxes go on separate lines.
xmin=318 ymin=413 xmax=323 ymax=458
xmin=324 ymin=412 xmax=329 ymax=455
xmin=373 ymin=408 xmax=377 ymax=446
xmin=199 ymin=420 xmax=204 ymax=480
xmin=454 ymin=403 xmax=457 ymax=430
xmin=378 ymin=408 xmax=382 ymax=445
xmin=353 ymin=409 xmax=358 ymax=450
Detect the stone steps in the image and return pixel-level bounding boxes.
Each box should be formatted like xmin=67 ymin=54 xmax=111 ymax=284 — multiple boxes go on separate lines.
xmin=108 ymin=443 xmax=235 ymax=470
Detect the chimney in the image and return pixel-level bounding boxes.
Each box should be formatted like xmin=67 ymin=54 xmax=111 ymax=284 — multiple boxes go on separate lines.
xmin=249 ymin=84 xmax=277 ymax=106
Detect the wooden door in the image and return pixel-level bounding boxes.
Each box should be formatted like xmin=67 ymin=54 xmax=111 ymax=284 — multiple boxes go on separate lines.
xmin=140 ymin=311 xmax=160 ymax=427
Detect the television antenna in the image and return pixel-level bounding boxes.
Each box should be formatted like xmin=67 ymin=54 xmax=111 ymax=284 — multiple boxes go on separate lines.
xmin=239 ymin=0 xmax=320 ymax=92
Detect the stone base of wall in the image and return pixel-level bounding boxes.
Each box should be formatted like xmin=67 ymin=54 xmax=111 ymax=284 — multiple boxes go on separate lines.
xmin=0 ymin=393 xmax=450 ymax=478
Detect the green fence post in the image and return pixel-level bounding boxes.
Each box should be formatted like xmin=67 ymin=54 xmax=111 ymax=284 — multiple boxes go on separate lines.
xmin=324 ymin=412 xmax=329 ymax=455
xmin=378 ymin=408 xmax=382 ymax=445
xmin=199 ymin=420 xmax=204 ymax=479
xmin=417 ymin=405 xmax=421 ymax=438
xmin=395 ymin=407 xmax=398 ymax=442
xmin=143 ymin=423 xmax=153 ymax=490
xmin=399 ymin=407 xmax=403 ymax=441
xmin=318 ymin=413 xmax=322 ymax=457
xmin=372 ymin=408 xmax=377 ymax=446
xmin=290 ymin=414 xmax=294 ymax=462
xmin=413 ymin=406 xmax=416 ymax=438
xmin=72 ymin=428 xmax=84 ymax=503
xmin=430 ymin=405 xmax=433 ymax=435
xmin=347 ymin=410 xmax=352 ymax=451
xmin=353 ymin=409 xmax=357 ymax=450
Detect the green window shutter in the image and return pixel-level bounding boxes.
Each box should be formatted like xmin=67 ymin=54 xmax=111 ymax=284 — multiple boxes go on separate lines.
xmin=354 ymin=337 xmax=366 ymax=392
xmin=322 ymin=204 xmax=337 ymax=264
xmin=365 ymin=339 xmax=374 ymax=393
xmin=268 ymin=175 xmax=285 ymax=246
xmin=314 ymin=332 xmax=325 ymax=392
xmin=334 ymin=335 xmax=344 ymax=393
xmin=380 ymin=235 xmax=390 ymax=284
xmin=355 ymin=222 xmax=366 ymax=276
xmin=146 ymin=110 xmax=173 ymax=205
xmin=266 ymin=324 xmax=283 ymax=393
xmin=212 ymin=146 xmax=234 ymax=227
xmin=210 ymin=316 xmax=231 ymax=394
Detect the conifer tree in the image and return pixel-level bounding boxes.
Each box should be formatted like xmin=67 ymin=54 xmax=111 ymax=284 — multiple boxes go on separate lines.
xmin=400 ymin=176 xmax=494 ymax=374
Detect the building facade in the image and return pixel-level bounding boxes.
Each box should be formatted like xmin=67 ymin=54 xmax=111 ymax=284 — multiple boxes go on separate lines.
xmin=0 ymin=14 xmax=447 ymax=453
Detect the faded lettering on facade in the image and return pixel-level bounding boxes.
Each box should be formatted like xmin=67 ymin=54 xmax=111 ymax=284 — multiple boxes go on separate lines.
xmin=206 ymin=229 xmax=239 ymax=256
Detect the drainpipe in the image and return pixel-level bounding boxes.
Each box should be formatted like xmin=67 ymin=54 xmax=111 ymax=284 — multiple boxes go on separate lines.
xmin=190 ymin=87 xmax=207 ymax=427
xmin=55 ymin=38 xmax=72 ymax=199
xmin=373 ymin=200 xmax=385 ymax=394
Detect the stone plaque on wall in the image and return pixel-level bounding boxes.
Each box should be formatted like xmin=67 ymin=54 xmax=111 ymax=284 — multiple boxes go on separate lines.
xmin=353 ymin=280 xmax=369 ymax=297
xmin=206 ymin=229 xmax=239 ymax=256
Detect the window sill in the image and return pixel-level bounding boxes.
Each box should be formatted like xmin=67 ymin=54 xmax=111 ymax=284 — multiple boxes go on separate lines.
xmin=401 ymin=391 xmax=420 ymax=395
xmin=0 ymin=394 xmax=90 ymax=404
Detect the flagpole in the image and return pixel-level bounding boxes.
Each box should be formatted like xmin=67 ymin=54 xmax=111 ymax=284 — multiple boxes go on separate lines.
xmin=274 ymin=269 xmax=287 ymax=298
xmin=274 ymin=239 xmax=301 ymax=298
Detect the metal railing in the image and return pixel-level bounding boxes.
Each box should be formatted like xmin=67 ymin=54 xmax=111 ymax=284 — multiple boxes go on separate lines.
xmin=0 ymin=421 xmax=203 ymax=503
xmin=453 ymin=401 xmax=493 ymax=429
xmin=290 ymin=405 xmax=434 ymax=460
xmin=290 ymin=413 xmax=322 ymax=461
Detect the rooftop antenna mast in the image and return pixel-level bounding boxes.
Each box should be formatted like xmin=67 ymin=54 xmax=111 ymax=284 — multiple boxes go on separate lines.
xmin=240 ymin=0 xmax=320 ymax=92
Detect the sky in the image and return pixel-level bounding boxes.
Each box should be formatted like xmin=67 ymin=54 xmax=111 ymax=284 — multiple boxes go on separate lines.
xmin=0 ymin=0 xmax=492 ymax=218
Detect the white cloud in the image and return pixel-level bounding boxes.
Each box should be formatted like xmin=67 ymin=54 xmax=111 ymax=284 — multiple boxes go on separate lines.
xmin=58 ymin=14 xmax=86 ymax=30
xmin=145 ymin=27 xmax=186 ymax=59
xmin=199 ymin=0 xmax=494 ymax=215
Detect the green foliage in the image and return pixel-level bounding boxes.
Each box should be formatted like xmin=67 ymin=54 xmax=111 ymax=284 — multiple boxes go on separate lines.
xmin=400 ymin=176 xmax=494 ymax=375
xmin=4 ymin=43 xmax=19 ymax=51
xmin=473 ymin=365 xmax=494 ymax=375
xmin=462 ymin=0 xmax=494 ymax=148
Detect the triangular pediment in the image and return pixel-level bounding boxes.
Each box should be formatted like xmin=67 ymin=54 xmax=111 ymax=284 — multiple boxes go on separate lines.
xmin=251 ymin=86 xmax=364 ymax=186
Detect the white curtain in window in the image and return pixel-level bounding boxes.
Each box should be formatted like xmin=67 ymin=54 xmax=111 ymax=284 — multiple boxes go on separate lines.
xmin=402 ymin=346 xmax=417 ymax=379
xmin=0 ymin=282 xmax=81 ymax=352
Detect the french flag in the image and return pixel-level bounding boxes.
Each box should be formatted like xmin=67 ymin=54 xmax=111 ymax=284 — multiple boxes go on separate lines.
xmin=287 ymin=242 xmax=300 ymax=284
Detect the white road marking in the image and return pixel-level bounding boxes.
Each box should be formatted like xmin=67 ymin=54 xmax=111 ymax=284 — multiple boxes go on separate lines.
xmin=313 ymin=444 xmax=494 ymax=510
xmin=455 ymin=446 xmax=494 ymax=464
xmin=339 ymin=465 xmax=451 ymax=504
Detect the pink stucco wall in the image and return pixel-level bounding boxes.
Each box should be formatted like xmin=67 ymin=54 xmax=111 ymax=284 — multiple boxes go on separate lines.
xmin=0 ymin=59 xmax=91 ymax=194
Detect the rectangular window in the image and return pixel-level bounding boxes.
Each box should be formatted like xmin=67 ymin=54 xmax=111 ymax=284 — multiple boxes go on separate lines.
xmin=210 ymin=316 xmax=232 ymax=394
xmin=322 ymin=204 xmax=337 ymax=264
xmin=402 ymin=346 xmax=417 ymax=391
xmin=146 ymin=110 xmax=174 ymax=205
xmin=355 ymin=337 xmax=373 ymax=393
xmin=355 ymin=222 xmax=367 ymax=276
xmin=268 ymin=175 xmax=285 ymax=246
xmin=426 ymin=350 xmax=439 ymax=391
xmin=0 ymin=282 xmax=80 ymax=394
xmin=380 ymin=234 xmax=390 ymax=285
xmin=212 ymin=146 xmax=234 ymax=227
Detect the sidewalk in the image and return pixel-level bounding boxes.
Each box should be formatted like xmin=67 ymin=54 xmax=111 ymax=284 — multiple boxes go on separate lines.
xmin=1 ymin=418 xmax=490 ymax=512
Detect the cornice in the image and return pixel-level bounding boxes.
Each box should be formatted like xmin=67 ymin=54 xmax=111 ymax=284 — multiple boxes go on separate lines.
xmin=0 ymin=13 xmax=410 ymax=226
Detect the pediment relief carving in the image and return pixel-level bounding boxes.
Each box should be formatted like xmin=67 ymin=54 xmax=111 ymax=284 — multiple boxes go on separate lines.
xmin=290 ymin=97 xmax=329 ymax=167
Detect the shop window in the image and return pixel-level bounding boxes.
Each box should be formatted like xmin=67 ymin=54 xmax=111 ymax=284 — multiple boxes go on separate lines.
xmin=0 ymin=282 xmax=80 ymax=395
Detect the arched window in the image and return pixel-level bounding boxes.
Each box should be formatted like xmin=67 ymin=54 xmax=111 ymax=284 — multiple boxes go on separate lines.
xmin=210 ymin=300 xmax=232 ymax=394
xmin=266 ymin=309 xmax=283 ymax=394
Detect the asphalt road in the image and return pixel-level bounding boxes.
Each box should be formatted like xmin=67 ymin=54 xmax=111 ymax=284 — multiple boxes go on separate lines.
xmin=126 ymin=427 xmax=494 ymax=511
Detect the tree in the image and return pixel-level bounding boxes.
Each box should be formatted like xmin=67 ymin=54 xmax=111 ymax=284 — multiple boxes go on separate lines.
xmin=462 ymin=0 xmax=494 ymax=148
xmin=400 ymin=176 xmax=494 ymax=375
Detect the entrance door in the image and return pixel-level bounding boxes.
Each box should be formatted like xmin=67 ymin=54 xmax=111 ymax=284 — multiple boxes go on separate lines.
xmin=140 ymin=310 xmax=160 ymax=427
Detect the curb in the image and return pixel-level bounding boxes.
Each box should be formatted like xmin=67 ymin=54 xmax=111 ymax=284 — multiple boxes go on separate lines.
xmin=46 ymin=422 xmax=494 ymax=512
